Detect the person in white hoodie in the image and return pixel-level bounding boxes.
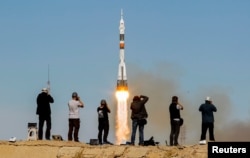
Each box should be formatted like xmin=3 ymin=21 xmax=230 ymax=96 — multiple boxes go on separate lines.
xmin=68 ymin=92 xmax=84 ymax=142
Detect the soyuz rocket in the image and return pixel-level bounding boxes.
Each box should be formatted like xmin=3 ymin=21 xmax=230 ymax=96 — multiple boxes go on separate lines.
xmin=117 ymin=10 xmax=128 ymax=91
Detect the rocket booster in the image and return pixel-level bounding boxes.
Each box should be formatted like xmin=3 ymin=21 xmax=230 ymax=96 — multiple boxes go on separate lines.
xmin=117 ymin=10 xmax=128 ymax=91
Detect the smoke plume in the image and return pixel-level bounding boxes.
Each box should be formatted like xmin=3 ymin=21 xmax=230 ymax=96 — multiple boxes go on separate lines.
xmin=124 ymin=63 xmax=250 ymax=145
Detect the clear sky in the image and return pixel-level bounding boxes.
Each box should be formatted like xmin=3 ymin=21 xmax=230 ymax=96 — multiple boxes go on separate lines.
xmin=0 ymin=0 xmax=250 ymax=144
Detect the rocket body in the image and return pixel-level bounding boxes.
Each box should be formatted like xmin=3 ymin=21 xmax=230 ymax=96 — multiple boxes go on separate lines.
xmin=117 ymin=10 xmax=128 ymax=91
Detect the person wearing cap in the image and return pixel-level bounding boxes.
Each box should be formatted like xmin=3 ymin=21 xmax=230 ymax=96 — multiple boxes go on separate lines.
xmin=169 ymin=96 xmax=184 ymax=146
xmin=130 ymin=95 xmax=149 ymax=146
xmin=68 ymin=92 xmax=84 ymax=142
xmin=199 ymin=97 xmax=217 ymax=145
xmin=97 ymin=99 xmax=112 ymax=145
xmin=36 ymin=88 xmax=54 ymax=140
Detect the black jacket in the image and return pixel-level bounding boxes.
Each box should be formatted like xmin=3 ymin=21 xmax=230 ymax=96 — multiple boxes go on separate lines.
xmin=199 ymin=102 xmax=217 ymax=123
xmin=169 ymin=103 xmax=181 ymax=120
xmin=130 ymin=95 xmax=148 ymax=120
xmin=36 ymin=92 xmax=54 ymax=116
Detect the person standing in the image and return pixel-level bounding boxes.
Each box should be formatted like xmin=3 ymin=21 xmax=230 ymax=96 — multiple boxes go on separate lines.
xmin=97 ymin=99 xmax=112 ymax=145
xmin=199 ymin=97 xmax=217 ymax=145
xmin=169 ymin=96 xmax=183 ymax=146
xmin=68 ymin=92 xmax=84 ymax=142
xmin=36 ymin=88 xmax=54 ymax=140
xmin=130 ymin=95 xmax=149 ymax=146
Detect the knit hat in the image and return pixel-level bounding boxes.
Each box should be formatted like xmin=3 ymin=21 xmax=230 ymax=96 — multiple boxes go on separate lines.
xmin=72 ymin=92 xmax=78 ymax=97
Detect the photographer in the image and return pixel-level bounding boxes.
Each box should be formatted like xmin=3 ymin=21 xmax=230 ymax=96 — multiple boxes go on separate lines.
xmin=97 ymin=99 xmax=112 ymax=145
xmin=68 ymin=92 xmax=84 ymax=142
xmin=130 ymin=95 xmax=149 ymax=146
xmin=169 ymin=96 xmax=184 ymax=146
xmin=36 ymin=88 xmax=54 ymax=140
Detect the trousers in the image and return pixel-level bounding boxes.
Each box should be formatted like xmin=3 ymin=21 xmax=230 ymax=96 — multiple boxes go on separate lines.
xmin=170 ymin=120 xmax=180 ymax=146
xmin=131 ymin=119 xmax=144 ymax=145
xmin=98 ymin=119 xmax=109 ymax=143
xmin=38 ymin=115 xmax=51 ymax=140
xmin=68 ymin=118 xmax=80 ymax=141
xmin=200 ymin=122 xmax=215 ymax=141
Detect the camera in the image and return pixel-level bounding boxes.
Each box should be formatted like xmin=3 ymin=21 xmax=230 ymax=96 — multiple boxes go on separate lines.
xmin=76 ymin=96 xmax=79 ymax=101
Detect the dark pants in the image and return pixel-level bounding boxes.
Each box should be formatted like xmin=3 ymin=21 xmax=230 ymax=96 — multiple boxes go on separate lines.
xmin=200 ymin=122 xmax=215 ymax=141
xmin=38 ymin=115 xmax=51 ymax=140
xmin=98 ymin=119 xmax=109 ymax=144
xmin=170 ymin=120 xmax=180 ymax=146
xmin=68 ymin=119 xmax=80 ymax=142
xmin=131 ymin=119 xmax=144 ymax=145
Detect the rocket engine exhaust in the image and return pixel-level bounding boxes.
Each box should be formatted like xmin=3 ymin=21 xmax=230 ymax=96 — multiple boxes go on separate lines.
xmin=115 ymin=91 xmax=129 ymax=145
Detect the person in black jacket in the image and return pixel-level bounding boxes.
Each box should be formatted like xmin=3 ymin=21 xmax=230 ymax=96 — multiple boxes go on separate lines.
xmin=169 ymin=96 xmax=183 ymax=146
xmin=130 ymin=95 xmax=149 ymax=146
xmin=97 ymin=99 xmax=112 ymax=145
xmin=199 ymin=96 xmax=217 ymax=145
xmin=36 ymin=88 xmax=54 ymax=140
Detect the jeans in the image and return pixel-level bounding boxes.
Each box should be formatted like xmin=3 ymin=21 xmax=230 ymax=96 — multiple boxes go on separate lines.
xmin=98 ymin=119 xmax=109 ymax=143
xmin=68 ymin=119 xmax=80 ymax=141
xmin=38 ymin=115 xmax=51 ymax=140
xmin=200 ymin=122 xmax=215 ymax=141
xmin=170 ymin=120 xmax=180 ymax=145
xmin=131 ymin=119 xmax=144 ymax=145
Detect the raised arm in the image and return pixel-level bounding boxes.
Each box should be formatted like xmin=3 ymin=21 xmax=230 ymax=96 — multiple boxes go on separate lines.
xmin=178 ymin=102 xmax=184 ymax=110
xmin=140 ymin=95 xmax=149 ymax=104
xmin=78 ymin=98 xmax=84 ymax=108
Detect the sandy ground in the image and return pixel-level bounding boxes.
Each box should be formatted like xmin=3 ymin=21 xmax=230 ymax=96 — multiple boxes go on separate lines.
xmin=0 ymin=140 xmax=207 ymax=158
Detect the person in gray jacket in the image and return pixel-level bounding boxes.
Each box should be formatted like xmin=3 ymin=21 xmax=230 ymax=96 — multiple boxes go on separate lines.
xmin=199 ymin=97 xmax=217 ymax=145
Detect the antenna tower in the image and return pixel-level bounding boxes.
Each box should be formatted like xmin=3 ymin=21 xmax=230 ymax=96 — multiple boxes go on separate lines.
xmin=47 ymin=64 xmax=50 ymax=92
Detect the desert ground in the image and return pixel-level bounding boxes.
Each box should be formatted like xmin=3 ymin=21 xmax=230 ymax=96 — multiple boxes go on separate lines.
xmin=0 ymin=140 xmax=207 ymax=158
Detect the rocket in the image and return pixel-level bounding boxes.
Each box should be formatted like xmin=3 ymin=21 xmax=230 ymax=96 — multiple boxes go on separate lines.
xmin=117 ymin=10 xmax=128 ymax=91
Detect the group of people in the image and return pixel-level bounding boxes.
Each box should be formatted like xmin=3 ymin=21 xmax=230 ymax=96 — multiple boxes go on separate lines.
xmin=168 ymin=96 xmax=217 ymax=146
xmin=36 ymin=88 xmax=217 ymax=146
xmin=127 ymin=95 xmax=217 ymax=146
xmin=36 ymin=88 xmax=112 ymax=144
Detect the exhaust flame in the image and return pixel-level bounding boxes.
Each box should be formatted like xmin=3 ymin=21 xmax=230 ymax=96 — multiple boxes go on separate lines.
xmin=115 ymin=90 xmax=130 ymax=145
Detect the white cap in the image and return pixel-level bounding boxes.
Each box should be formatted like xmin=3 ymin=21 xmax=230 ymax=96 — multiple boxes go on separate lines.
xmin=42 ymin=88 xmax=48 ymax=93
xmin=205 ymin=96 xmax=211 ymax=101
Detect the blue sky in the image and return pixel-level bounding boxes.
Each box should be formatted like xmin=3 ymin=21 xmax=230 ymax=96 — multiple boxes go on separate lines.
xmin=0 ymin=1 xmax=250 ymax=144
